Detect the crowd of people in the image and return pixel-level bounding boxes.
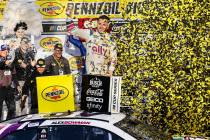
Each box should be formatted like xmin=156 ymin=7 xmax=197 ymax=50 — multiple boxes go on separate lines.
xmin=0 ymin=14 xmax=117 ymax=121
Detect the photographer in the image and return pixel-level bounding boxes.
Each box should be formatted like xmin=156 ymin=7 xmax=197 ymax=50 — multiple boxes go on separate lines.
xmin=13 ymin=37 xmax=36 ymax=115
xmin=13 ymin=37 xmax=36 ymax=81
xmin=0 ymin=44 xmax=19 ymax=120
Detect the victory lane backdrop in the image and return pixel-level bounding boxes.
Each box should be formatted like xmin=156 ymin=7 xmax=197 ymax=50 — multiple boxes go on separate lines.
xmin=36 ymin=75 xmax=75 ymax=113
xmin=0 ymin=0 xmax=209 ymax=137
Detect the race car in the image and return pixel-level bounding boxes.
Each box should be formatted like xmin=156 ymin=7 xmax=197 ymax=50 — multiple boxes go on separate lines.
xmin=0 ymin=111 xmax=137 ymax=140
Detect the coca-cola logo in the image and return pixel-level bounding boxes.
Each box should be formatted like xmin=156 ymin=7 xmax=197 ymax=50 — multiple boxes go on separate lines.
xmin=86 ymin=88 xmax=104 ymax=96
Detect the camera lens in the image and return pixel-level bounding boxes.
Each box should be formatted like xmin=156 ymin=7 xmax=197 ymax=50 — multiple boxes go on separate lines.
xmin=6 ymin=55 xmax=12 ymax=60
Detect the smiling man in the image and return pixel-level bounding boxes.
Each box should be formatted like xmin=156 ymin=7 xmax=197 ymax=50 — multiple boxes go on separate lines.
xmin=45 ymin=43 xmax=71 ymax=75
xmin=66 ymin=15 xmax=117 ymax=76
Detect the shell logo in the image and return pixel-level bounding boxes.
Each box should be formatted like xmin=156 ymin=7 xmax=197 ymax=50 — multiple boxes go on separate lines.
xmin=39 ymin=2 xmax=64 ymax=16
xmin=40 ymin=37 xmax=62 ymax=50
xmin=41 ymin=85 xmax=69 ymax=102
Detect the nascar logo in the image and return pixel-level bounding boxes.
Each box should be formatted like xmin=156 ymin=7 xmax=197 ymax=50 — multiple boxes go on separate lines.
xmin=39 ymin=2 xmax=64 ymax=16
xmin=41 ymin=85 xmax=69 ymax=102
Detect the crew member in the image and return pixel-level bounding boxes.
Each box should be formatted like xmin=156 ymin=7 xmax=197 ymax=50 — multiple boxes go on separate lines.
xmin=45 ymin=43 xmax=71 ymax=75
xmin=21 ymin=58 xmax=49 ymax=113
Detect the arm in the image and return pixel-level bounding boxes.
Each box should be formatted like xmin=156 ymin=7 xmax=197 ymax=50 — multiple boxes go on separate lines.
xmin=44 ymin=56 xmax=52 ymax=74
xmin=66 ymin=5 xmax=92 ymax=42
xmin=68 ymin=35 xmax=86 ymax=56
xmin=108 ymin=40 xmax=117 ymax=76
xmin=66 ymin=15 xmax=91 ymax=42
xmin=64 ymin=58 xmax=71 ymax=74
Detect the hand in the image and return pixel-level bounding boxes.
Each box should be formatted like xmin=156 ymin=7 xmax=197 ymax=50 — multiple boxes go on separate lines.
xmin=17 ymin=86 xmax=22 ymax=94
xmin=20 ymin=62 xmax=27 ymax=68
xmin=105 ymin=71 xmax=113 ymax=77
xmin=67 ymin=32 xmax=73 ymax=36
xmin=21 ymin=95 xmax=27 ymax=101
xmin=30 ymin=59 xmax=36 ymax=67
xmin=20 ymin=95 xmax=27 ymax=111
xmin=5 ymin=60 xmax=12 ymax=66
xmin=9 ymin=40 xmax=16 ymax=49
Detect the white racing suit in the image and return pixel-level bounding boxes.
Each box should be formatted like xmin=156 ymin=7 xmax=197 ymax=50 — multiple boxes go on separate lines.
xmin=69 ymin=27 xmax=117 ymax=75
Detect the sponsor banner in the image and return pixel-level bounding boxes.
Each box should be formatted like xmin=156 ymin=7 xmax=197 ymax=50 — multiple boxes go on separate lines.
xmin=81 ymin=75 xmax=122 ymax=113
xmin=109 ymin=76 xmax=122 ymax=113
xmin=37 ymin=1 xmax=66 ymax=19
xmin=81 ymin=75 xmax=110 ymax=113
xmin=1 ymin=0 xmax=142 ymax=21
xmin=78 ymin=18 xmax=97 ymax=29
xmin=35 ymin=34 xmax=65 ymax=60
xmin=65 ymin=1 xmax=121 ymax=19
xmin=39 ymin=36 xmax=63 ymax=50
xmin=35 ymin=34 xmax=83 ymax=73
xmin=37 ymin=75 xmax=75 ymax=113
xmin=35 ymin=0 xmax=143 ymax=19
xmin=42 ymin=22 xmax=67 ymax=34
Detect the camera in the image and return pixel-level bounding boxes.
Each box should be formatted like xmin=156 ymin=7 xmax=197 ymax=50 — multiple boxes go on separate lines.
xmin=16 ymin=46 xmax=37 ymax=64
xmin=0 ymin=54 xmax=12 ymax=62
xmin=25 ymin=47 xmax=36 ymax=64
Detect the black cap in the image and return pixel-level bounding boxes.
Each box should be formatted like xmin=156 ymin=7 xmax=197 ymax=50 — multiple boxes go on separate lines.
xmin=36 ymin=58 xmax=46 ymax=68
xmin=54 ymin=43 xmax=63 ymax=51
xmin=0 ymin=44 xmax=9 ymax=51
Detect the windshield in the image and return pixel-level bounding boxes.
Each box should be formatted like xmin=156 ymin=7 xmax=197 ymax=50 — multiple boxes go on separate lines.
xmin=2 ymin=125 xmax=124 ymax=140
xmin=2 ymin=128 xmax=37 ymax=140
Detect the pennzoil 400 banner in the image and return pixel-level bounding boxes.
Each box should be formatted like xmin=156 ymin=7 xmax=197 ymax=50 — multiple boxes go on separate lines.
xmin=0 ymin=0 xmax=142 ymax=21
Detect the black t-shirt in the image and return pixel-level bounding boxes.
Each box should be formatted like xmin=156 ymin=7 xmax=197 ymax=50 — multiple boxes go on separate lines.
xmin=13 ymin=48 xmax=34 ymax=81
xmin=45 ymin=55 xmax=71 ymax=76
